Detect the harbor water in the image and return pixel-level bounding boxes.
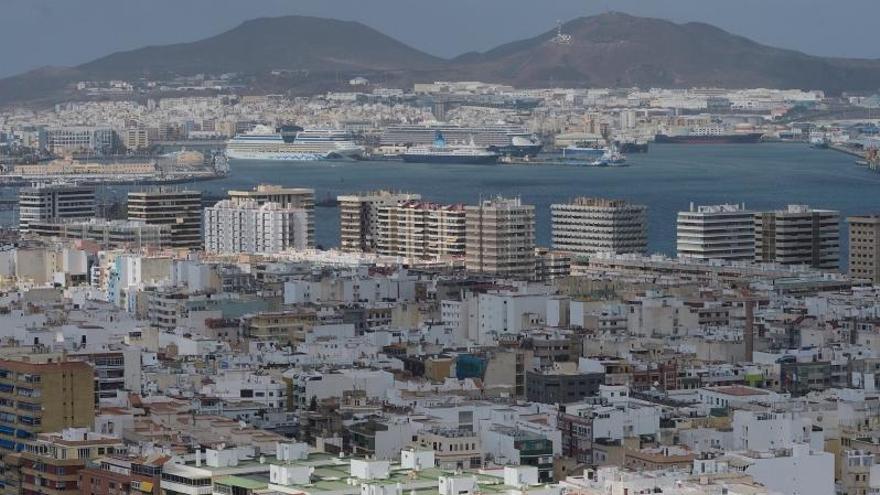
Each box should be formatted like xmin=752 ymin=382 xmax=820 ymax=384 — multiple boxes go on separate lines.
xmin=3 ymin=143 xmax=878 ymax=265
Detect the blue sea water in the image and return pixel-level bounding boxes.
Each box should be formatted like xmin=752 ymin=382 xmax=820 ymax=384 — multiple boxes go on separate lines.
xmin=203 ymin=143 xmax=880 ymax=261
xmin=4 ymin=143 xmax=879 ymax=265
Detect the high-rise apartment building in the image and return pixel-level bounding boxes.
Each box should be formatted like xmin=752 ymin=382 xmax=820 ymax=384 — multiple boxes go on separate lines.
xmin=465 ymin=196 xmax=536 ymax=279
xmin=755 ymin=205 xmax=840 ymax=269
xmin=0 ymin=357 xmax=95 ymax=494
xmin=376 ymin=201 xmax=466 ymax=259
xmin=204 ymin=199 xmax=308 ymax=255
xmin=228 ymin=185 xmax=315 ymax=248
xmin=18 ymin=184 xmax=96 ymax=233
xmin=127 ymin=190 xmax=203 ymax=248
xmin=551 ymin=197 xmax=647 ymax=257
xmin=337 ymin=191 xmax=421 ymax=253
xmin=677 ymin=203 xmax=755 ymax=261
xmin=848 ymin=215 xmax=880 ymax=283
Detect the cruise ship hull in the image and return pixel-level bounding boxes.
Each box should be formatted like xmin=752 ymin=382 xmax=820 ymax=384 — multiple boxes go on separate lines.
xmin=402 ymin=154 xmax=499 ymax=165
xmin=654 ymin=133 xmax=764 ymax=144
xmin=225 ymin=150 xmax=363 ymax=162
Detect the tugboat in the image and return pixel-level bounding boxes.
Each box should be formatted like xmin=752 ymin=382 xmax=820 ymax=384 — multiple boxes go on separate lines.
xmin=590 ymin=145 xmax=627 ymax=167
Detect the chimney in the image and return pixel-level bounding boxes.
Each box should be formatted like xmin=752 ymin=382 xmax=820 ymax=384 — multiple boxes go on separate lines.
xmin=195 ymin=449 xmax=202 ymax=466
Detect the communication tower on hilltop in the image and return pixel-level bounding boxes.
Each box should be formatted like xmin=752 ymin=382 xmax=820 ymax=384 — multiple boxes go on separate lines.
xmin=551 ymin=20 xmax=572 ymax=46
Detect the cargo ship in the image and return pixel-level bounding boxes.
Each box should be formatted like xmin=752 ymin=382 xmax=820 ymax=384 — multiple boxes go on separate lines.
xmin=615 ymin=140 xmax=649 ymax=153
xmin=655 ymin=126 xmax=764 ymax=144
xmin=402 ymin=132 xmax=499 ymax=165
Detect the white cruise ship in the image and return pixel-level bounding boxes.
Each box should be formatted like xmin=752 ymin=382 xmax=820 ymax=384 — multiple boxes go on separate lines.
xmin=225 ymin=126 xmax=364 ymax=162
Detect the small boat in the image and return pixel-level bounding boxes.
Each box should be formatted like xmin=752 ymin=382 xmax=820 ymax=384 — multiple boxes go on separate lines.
xmin=590 ymin=146 xmax=627 ymax=167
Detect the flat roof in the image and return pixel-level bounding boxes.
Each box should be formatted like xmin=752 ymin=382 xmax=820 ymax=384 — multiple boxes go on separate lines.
xmin=709 ymin=386 xmax=769 ymax=397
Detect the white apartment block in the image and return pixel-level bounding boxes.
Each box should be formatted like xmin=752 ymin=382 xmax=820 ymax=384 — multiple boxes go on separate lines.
xmin=204 ymin=199 xmax=308 ymax=255
xmin=228 ymin=184 xmax=316 ymax=248
xmin=377 ymin=200 xmax=466 ymax=259
xmin=755 ymin=204 xmax=839 ymax=269
xmin=338 ymin=191 xmax=421 ymax=253
xmin=677 ymin=203 xmax=755 ymax=261
xmin=465 ymin=196 xmax=536 ymax=279
xmin=551 ymin=197 xmax=647 ymax=256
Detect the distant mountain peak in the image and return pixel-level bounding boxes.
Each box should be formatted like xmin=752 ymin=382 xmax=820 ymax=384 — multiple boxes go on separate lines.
xmin=2 ymin=12 xmax=880 ymax=106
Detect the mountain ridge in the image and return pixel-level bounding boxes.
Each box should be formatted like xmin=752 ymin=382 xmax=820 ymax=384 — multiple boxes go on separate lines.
xmin=2 ymin=12 xmax=880 ymax=106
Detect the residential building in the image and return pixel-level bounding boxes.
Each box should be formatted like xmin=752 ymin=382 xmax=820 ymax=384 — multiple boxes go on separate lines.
xmin=525 ymin=365 xmax=604 ymax=404
xmin=242 ymin=310 xmax=318 ymax=345
xmin=18 ymin=184 xmax=96 ymax=233
xmin=127 ymin=190 xmax=203 ymax=248
xmin=848 ymin=215 xmax=880 ymax=283
xmin=551 ymin=197 xmax=647 ymax=256
xmin=534 ymin=249 xmax=571 ymax=281
xmin=19 ymin=429 xmax=122 ymax=495
xmin=415 ymin=428 xmax=482 ymax=470
xmin=465 ymin=197 xmax=536 ymax=279
xmin=755 ymin=205 xmax=839 ymax=269
xmin=123 ymin=127 xmax=150 ymax=151
xmin=337 ymin=191 xmax=421 ymax=253
xmin=0 ymin=358 xmax=95 ymax=494
xmin=78 ymin=455 xmax=166 ymax=495
xmin=228 ymin=185 xmax=316 ymax=248
xmin=677 ymin=203 xmax=755 ymax=261
xmin=376 ymin=201 xmax=466 ymax=259
xmin=204 ymin=199 xmax=308 ymax=255
xmin=27 ymin=219 xmax=170 ymax=249
xmin=483 ymin=427 xmax=554 ymax=481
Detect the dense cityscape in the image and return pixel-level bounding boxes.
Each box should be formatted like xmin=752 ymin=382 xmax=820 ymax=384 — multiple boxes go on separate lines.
xmin=3 ymin=6 xmax=880 ymax=495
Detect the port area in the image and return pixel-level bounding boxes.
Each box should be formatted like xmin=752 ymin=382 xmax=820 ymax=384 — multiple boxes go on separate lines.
xmin=498 ymin=153 xmax=629 ymax=167
xmin=0 ymin=170 xmax=226 ymax=187
xmin=828 ymin=144 xmax=865 ymax=159
xmin=824 ymin=143 xmax=880 ymax=170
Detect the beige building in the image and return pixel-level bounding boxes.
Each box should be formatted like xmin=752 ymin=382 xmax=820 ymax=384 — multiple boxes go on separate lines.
xmin=849 ymin=215 xmax=880 ymax=283
xmin=19 ymin=429 xmax=122 ymax=495
xmin=755 ymin=205 xmax=839 ymax=269
xmin=127 ymin=190 xmax=203 ymax=248
xmin=123 ymin=127 xmax=150 ymax=151
xmin=377 ymin=201 xmax=466 ymax=260
xmin=337 ymin=191 xmax=421 ymax=253
xmin=228 ymin=185 xmax=316 ymax=248
xmin=243 ymin=310 xmax=318 ymax=345
xmin=0 ymin=356 xmax=95 ymax=494
xmin=551 ymin=197 xmax=647 ymax=257
xmin=465 ymin=196 xmax=535 ymax=279
xmin=415 ymin=428 xmax=482 ymax=470
xmin=14 ymin=160 xmax=156 ymax=176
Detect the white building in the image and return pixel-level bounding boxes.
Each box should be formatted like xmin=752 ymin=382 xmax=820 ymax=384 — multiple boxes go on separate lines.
xmin=204 ymin=199 xmax=308 ymax=254
xmin=677 ymin=203 xmax=755 ymax=261
xmin=551 ymin=197 xmax=647 ymax=257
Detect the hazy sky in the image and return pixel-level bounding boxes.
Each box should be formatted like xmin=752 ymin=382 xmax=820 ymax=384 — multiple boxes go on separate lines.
xmin=1 ymin=0 xmax=876 ymax=78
